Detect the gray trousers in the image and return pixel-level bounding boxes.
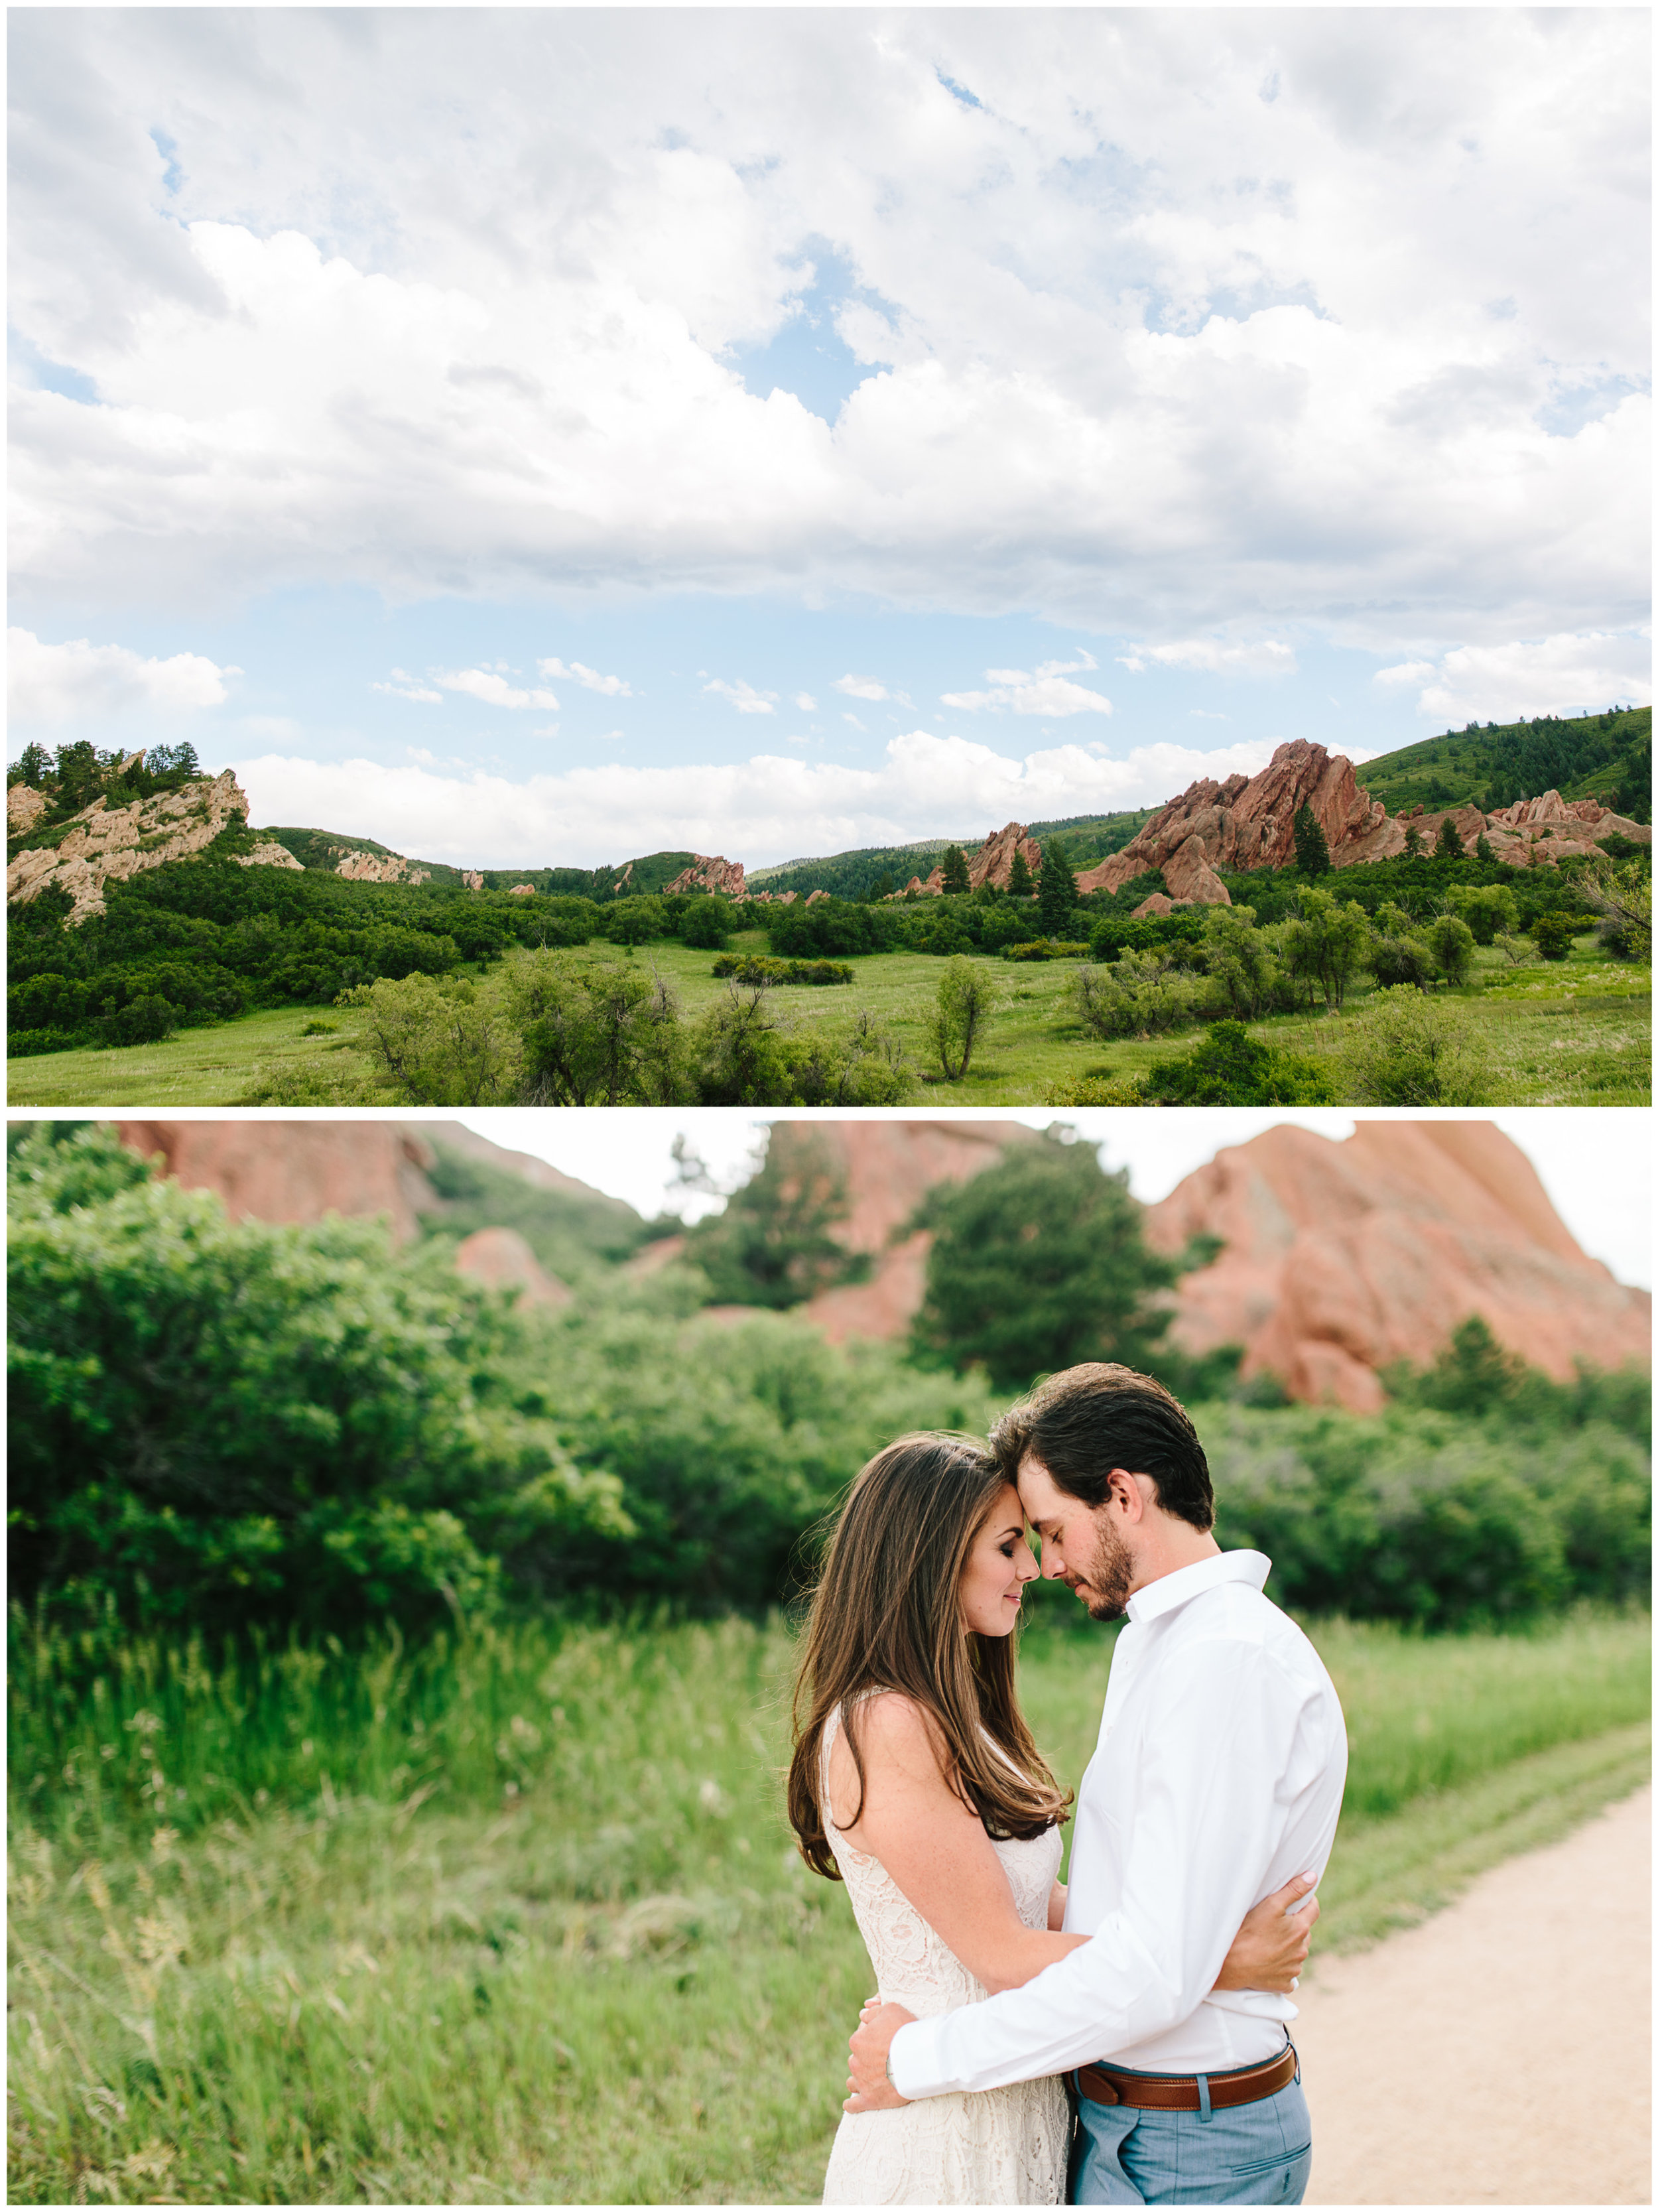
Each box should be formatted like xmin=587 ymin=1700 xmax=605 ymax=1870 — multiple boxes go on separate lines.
xmin=1070 ymin=2062 xmax=1311 ymax=2205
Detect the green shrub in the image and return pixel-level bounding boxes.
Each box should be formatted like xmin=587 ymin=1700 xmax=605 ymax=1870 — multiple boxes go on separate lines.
xmin=1426 ymin=911 xmax=1478 ymax=987
xmin=677 ymin=895 xmax=732 ymax=949
xmin=1001 ymin=937 xmax=1090 ymax=961
xmin=1529 ymin=911 xmax=1580 ymax=960
xmin=1207 ymin=1399 xmax=1649 ymax=1626
xmin=1367 ymin=933 xmax=1434 ymax=990
xmin=7 ymin=1128 xmax=627 ymax=1638
xmin=1334 ymin=986 xmax=1489 ymax=1104
xmin=1138 ymin=1021 xmax=1337 ymax=1105
xmin=927 ymin=956 xmax=997 ymax=1080
xmin=710 ymin=954 xmax=853 ymax=986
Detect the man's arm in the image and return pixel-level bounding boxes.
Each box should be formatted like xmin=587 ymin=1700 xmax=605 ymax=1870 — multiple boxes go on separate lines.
xmin=886 ymin=1640 xmax=1307 ymax=2100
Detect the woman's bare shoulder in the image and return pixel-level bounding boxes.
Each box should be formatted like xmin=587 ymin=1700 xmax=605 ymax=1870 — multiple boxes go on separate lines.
xmin=850 ymin=1691 xmax=949 ymax=1774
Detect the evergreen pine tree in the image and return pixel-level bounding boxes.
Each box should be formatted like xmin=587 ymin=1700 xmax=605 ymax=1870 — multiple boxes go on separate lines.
xmin=1007 ymin=846 xmax=1035 ymax=899
xmin=1435 ymin=816 xmax=1465 ymax=859
xmin=940 ymin=844 xmax=972 ymax=895
xmin=1292 ymin=803 xmax=1332 ymax=876
xmin=1038 ymin=840 xmax=1078 ymax=935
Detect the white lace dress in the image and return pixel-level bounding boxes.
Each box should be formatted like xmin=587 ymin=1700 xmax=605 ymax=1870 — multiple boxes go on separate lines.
xmin=820 ymin=1705 xmax=1070 ymax=2205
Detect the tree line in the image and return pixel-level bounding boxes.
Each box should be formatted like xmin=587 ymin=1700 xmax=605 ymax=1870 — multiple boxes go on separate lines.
xmin=9 ymin=1124 xmax=1647 ymax=1656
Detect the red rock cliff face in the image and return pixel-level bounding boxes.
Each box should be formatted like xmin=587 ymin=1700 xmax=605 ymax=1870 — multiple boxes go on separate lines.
xmin=665 ymin=854 xmax=747 ymax=897
xmin=111 ymin=1118 xmax=631 ymax=1247
xmin=1075 ymin=741 xmax=1400 ymax=905
xmin=779 ymin=1120 xmax=1040 ymax=1343
xmin=114 ymin=1122 xmax=440 ymax=1242
xmin=1144 ymin=1122 xmax=1649 ymax=1413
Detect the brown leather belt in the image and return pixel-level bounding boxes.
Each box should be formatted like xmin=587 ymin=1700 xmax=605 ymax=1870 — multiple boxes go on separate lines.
xmin=1076 ymin=2043 xmax=1297 ymax=2113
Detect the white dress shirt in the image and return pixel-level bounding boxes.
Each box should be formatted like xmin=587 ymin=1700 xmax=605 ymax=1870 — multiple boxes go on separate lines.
xmin=889 ymin=1550 xmax=1348 ymax=2099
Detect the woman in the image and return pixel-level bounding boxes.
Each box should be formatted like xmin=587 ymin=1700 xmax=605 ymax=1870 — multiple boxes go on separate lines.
xmin=788 ymin=1435 xmax=1314 ymax=2207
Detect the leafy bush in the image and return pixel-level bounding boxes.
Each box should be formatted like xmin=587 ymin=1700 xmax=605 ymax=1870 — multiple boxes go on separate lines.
xmin=1425 ymin=911 xmax=1478 ymax=986
xmin=1367 ymin=932 xmax=1435 ymax=990
xmin=927 ymin=956 xmax=997 ymax=1080
xmin=341 ymin=972 xmax=523 ymax=1105
xmin=1207 ymin=1399 xmax=1649 ymax=1626
xmin=502 ymin=950 xmax=684 ymax=1106
xmin=1137 ymin=1021 xmax=1337 ymax=1105
xmin=7 ymin=1128 xmax=627 ymax=1637
xmin=1001 ymin=938 xmax=1090 ymax=961
xmin=677 ymin=895 xmax=732 ymax=949
xmin=1529 ymin=911 xmax=1580 ymax=960
xmin=1334 ymin=986 xmax=1489 ymax=1104
xmin=1069 ymin=952 xmax=1211 ymax=1039
xmin=710 ymin=954 xmax=854 ymax=986
xmin=762 ymin=896 xmax=895 ymax=959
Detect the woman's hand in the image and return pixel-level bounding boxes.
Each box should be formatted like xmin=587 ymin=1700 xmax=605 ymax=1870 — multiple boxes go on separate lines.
xmin=1212 ymin=1873 xmax=1318 ymax=1994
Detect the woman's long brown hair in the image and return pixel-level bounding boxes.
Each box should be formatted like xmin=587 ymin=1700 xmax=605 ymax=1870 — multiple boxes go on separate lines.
xmin=787 ymin=1433 xmax=1070 ymax=1880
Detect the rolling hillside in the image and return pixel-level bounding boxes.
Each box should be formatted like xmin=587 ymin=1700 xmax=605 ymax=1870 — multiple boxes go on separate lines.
xmin=1354 ymin=706 xmax=1650 ymax=821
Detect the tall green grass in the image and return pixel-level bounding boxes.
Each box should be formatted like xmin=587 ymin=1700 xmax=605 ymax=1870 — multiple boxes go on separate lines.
xmin=9 ymin=1608 xmax=1649 ymax=2205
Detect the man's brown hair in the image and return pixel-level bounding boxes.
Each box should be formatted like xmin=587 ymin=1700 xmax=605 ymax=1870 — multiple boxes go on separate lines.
xmin=990 ymin=1362 xmax=1214 ymax=1530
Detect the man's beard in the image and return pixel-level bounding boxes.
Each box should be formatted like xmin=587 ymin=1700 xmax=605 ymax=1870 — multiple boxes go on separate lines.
xmin=1074 ymin=1516 xmax=1135 ymax=1621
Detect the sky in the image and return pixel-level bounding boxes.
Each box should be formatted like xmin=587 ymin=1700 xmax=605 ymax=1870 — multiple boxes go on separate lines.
xmin=451 ymin=1106 xmax=1654 ymax=1291
xmin=8 ymin=8 xmax=1651 ymax=870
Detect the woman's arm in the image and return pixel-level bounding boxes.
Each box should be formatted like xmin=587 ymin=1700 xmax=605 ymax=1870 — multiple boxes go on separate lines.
xmin=832 ymin=1699 xmax=1317 ymax=2000
xmin=830 ymin=1694 xmax=1088 ymax=1995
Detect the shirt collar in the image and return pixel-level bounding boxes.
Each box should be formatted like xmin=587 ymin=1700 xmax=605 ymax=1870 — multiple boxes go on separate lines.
xmin=1125 ymin=1548 xmax=1271 ymax=1626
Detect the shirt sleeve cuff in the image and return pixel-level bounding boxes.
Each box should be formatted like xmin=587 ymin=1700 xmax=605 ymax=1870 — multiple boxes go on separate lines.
xmin=888 ymin=2016 xmax=942 ymax=2102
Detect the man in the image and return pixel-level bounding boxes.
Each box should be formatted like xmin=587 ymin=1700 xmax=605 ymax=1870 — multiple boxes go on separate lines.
xmin=846 ymin=1363 xmax=1348 ymax=2205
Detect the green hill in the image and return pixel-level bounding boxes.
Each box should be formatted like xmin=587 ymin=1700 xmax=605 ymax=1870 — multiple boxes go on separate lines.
xmin=263 ymin=832 xmax=698 ymax=900
xmin=1354 ymin=706 xmax=1650 ymax=822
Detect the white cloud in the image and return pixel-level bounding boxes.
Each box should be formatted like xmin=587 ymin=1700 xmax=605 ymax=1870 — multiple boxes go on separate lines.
xmin=704 ymin=676 xmax=777 ymax=713
xmin=1124 ymin=640 xmax=1299 ymax=679
xmin=233 ymin=728 xmax=1283 ymax=871
xmin=432 ymin=667 xmax=561 ymax=710
xmin=833 ymin=673 xmax=891 ymax=701
xmin=1375 ymin=630 xmax=1652 ymax=723
xmin=539 ymin=655 xmax=631 ymax=696
xmin=942 ymin=670 xmax=1114 ymax=716
xmin=372 ymin=667 xmax=444 ymax=704
xmin=8 ymin=626 xmax=234 ymax=727
xmin=793 ymin=691 xmax=817 ymax=711
xmin=9 ymin=11 xmax=1646 ymax=645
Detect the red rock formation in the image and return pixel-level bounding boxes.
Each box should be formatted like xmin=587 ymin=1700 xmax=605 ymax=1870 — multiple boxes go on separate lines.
xmin=1145 ymin=1122 xmax=1649 ymax=1413
xmin=1130 ymin=891 xmax=1188 ymax=917
xmin=8 ymin=783 xmax=48 ymax=834
xmin=507 ymin=883 xmax=536 ymax=897
xmin=897 ymin=822 xmax=1047 ymax=898
xmin=461 ymin=870 xmax=485 ymax=889
xmin=452 ymin=1226 xmax=572 ymax=1308
xmin=665 ymin=854 xmax=747 ymax=897
xmin=111 ymin=1118 xmax=635 ymax=1256
xmin=793 ymin=1120 xmax=1042 ymax=1343
xmin=1075 ymin=741 xmax=1403 ymax=908
xmin=114 ymin=1121 xmax=439 ymax=1242
xmin=8 ymin=770 xmax=297 ymax=923
xmin=335 ymin=848 xmax=429 ymax=884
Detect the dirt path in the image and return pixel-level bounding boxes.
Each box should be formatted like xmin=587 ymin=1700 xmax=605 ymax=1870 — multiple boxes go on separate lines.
xmin=1299 ymin=1785 xmax=1651 ymax=2205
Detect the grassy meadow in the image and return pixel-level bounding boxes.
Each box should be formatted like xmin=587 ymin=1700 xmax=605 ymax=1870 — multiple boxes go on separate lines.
xmin=8 ymin=927 xmax=1651 ymax=1108
xmin=8 ymin=1604 xmax=1649 ymax=2205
